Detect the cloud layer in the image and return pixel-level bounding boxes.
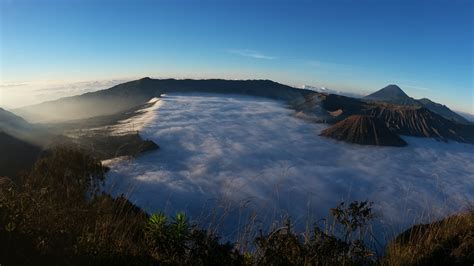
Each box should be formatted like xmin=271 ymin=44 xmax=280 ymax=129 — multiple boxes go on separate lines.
xmin=228 ymin=49 xmax=276 ymax=59
xmin=104 ymin=94 xmax=474 ymax=242
xmin=0 ymin=79 xmax=126 ymax=109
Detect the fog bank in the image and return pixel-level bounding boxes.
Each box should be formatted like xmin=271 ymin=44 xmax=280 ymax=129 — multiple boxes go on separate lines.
xmin=104 ymin=94 xmax=474 ymax=242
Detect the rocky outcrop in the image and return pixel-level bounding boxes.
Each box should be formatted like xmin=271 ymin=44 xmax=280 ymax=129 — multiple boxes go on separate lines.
xmin=320 ymin=115 xmax=407 ymax=147
xmin=311 ymin=93 xmax=474 ymax=145
xmin=361 ymin=106 xmax=473 ymax=143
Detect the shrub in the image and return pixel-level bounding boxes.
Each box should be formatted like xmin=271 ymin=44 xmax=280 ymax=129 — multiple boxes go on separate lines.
xmin=0 ymin=147 xmax=150 ymax=265
xmin=1 ymin=146 xmax=471 ymax=265
xmin=144 ymin=212 xmax=242 ymax=264
xmin=254 ymin=201 xmax=376 ymax=265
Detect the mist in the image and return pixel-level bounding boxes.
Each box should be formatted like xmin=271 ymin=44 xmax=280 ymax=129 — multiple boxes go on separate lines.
xmin=104 ymin=93 xmax=474 ymax=241
xmin=0 ymin=79 xmax=125 ymax=110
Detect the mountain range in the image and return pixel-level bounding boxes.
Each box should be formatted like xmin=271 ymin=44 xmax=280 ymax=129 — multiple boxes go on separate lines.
xmin=363 ymin=84 xmax=469 ymax=124
xmin=14 ymin=78 xmax=309 ymax=123
xmin=2 ymin=78 xmax=473 ymax=152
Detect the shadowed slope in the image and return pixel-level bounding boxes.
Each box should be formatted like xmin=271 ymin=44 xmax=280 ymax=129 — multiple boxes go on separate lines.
xmin=0 ymin=132 xmax=42 ymax=182
xmin=0 ymin=108 xmax=50 ymax=146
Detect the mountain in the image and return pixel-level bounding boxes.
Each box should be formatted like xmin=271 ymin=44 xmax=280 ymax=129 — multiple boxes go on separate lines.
xmin=13 ymin=78 xmax=474 ymax=146
xmin=0 ymin=131 xmax=42 ymax=182
xmin=417 ymin=98 xmax=469 ymax=124
xmin=364 ymin=85 xmax=469 ymax=124
xmin=0 ymin=108 xmax=52 ymax=146
xmin=15 ymin=78 xmax=312 ymax=123
xmin=457 ymin=111 xmax=474 ymax=122
xmin=364 ymin=84 xmax=419 ymax=106
xmin=0 ymin=109 xmax=46 ymax=181
xmin=299 ymin=93 xmax=474 ymax=145
xmin=0 ymin=107 xmax=32 ymax=132
xmin=320 ymin=115 xmax=407 ymax=146
xmin=301 ymin=85 xmax=362 ymax=98
xmin=362 ymin=106 xmax=473 ymax=143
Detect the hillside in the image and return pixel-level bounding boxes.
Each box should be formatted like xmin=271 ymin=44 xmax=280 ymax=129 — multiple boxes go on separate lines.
xmin=320 ymin=115 xmax=407 ymax=146
xmin=385 ymin=210 xmax=474 ymax=265
xmin=0 ymin=132 xmax=42 ymax=182
xmin=0 ymin=108 xmax=34 ymax=135
xmin=0 ymin=108 xmax=50 ymax=146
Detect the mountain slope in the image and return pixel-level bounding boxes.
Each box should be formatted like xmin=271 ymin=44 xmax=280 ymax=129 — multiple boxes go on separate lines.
xmin=363 ymin=85 xmax=469 ymax=124
xmin=303 ymin=93 xmax=474 ymax=145
xmin=320 ymin=115 xmax=407 ymax=146
xmin=364 ymin=85 xmax=419 ymax=106
xmin=0 ymin=131 xmax=42 ymax=182
xmin=0 ymin=108 xmax=33 ymax=132
xmin=0 ymin=108 xmax=52 ymax=146
xmin=361 ymin=106 xmax=472 ymax=142
xmin=15 ymin=78 xmax=311 ymax=123
xmin=417 ymin=98 xmax=469 ymax=124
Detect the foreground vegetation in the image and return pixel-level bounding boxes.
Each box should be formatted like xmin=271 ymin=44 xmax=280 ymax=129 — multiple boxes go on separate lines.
xmin=0 ymin=147 xmax=472 ymax=265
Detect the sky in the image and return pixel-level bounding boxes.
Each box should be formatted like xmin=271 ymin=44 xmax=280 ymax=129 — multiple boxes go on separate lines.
xmin=1 ymin=0 xmax=473 ymax=113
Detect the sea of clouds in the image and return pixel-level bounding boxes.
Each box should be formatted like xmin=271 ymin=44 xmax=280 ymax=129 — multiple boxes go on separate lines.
xmin=0 ymin=79 xmax=126 ymax=109
xmin=104 ymin=93 xmax=474 ymax=243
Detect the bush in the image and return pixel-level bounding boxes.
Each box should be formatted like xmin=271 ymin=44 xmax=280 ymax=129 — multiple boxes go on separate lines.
xmin=0 ymin=146 xmax=241 ymax=265
xmin=144 ymin=212 xmax=242 ymax=265
xmin=254 ymin=201 xmax=376 ymax=265
xmin=1 ymin=146 xmax=471 ymax=265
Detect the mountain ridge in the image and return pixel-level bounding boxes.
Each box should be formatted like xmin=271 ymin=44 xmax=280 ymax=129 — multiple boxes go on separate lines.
xmin=9 ymin=77 xmax=474 ymax=146
xmin=15 ymin=78 xmax=312 ymax=123
xmin=363 ymin=85 xmax=469 ymax=124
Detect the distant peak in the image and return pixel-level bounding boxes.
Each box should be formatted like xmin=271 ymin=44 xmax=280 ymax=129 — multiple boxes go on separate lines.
xmin=380 ymin=84 xmax=405 ymax=94
xmin=418 ymin=98 xmax=434 ymax=103
xmin=364 ymin=84 xmax=414 ymax=104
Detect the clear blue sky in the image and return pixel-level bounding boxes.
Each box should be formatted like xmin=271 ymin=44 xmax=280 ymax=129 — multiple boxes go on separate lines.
xmin=1 ymin=0 xmax=473 ymax=113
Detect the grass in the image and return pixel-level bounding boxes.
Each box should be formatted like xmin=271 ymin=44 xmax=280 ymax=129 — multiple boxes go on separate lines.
xmin=383 ymin=208 xmax=473 ymax=265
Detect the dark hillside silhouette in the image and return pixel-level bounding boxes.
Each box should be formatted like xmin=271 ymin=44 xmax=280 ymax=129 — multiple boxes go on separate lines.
xmin=0 ymin=132 xmax=42 ymax=182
